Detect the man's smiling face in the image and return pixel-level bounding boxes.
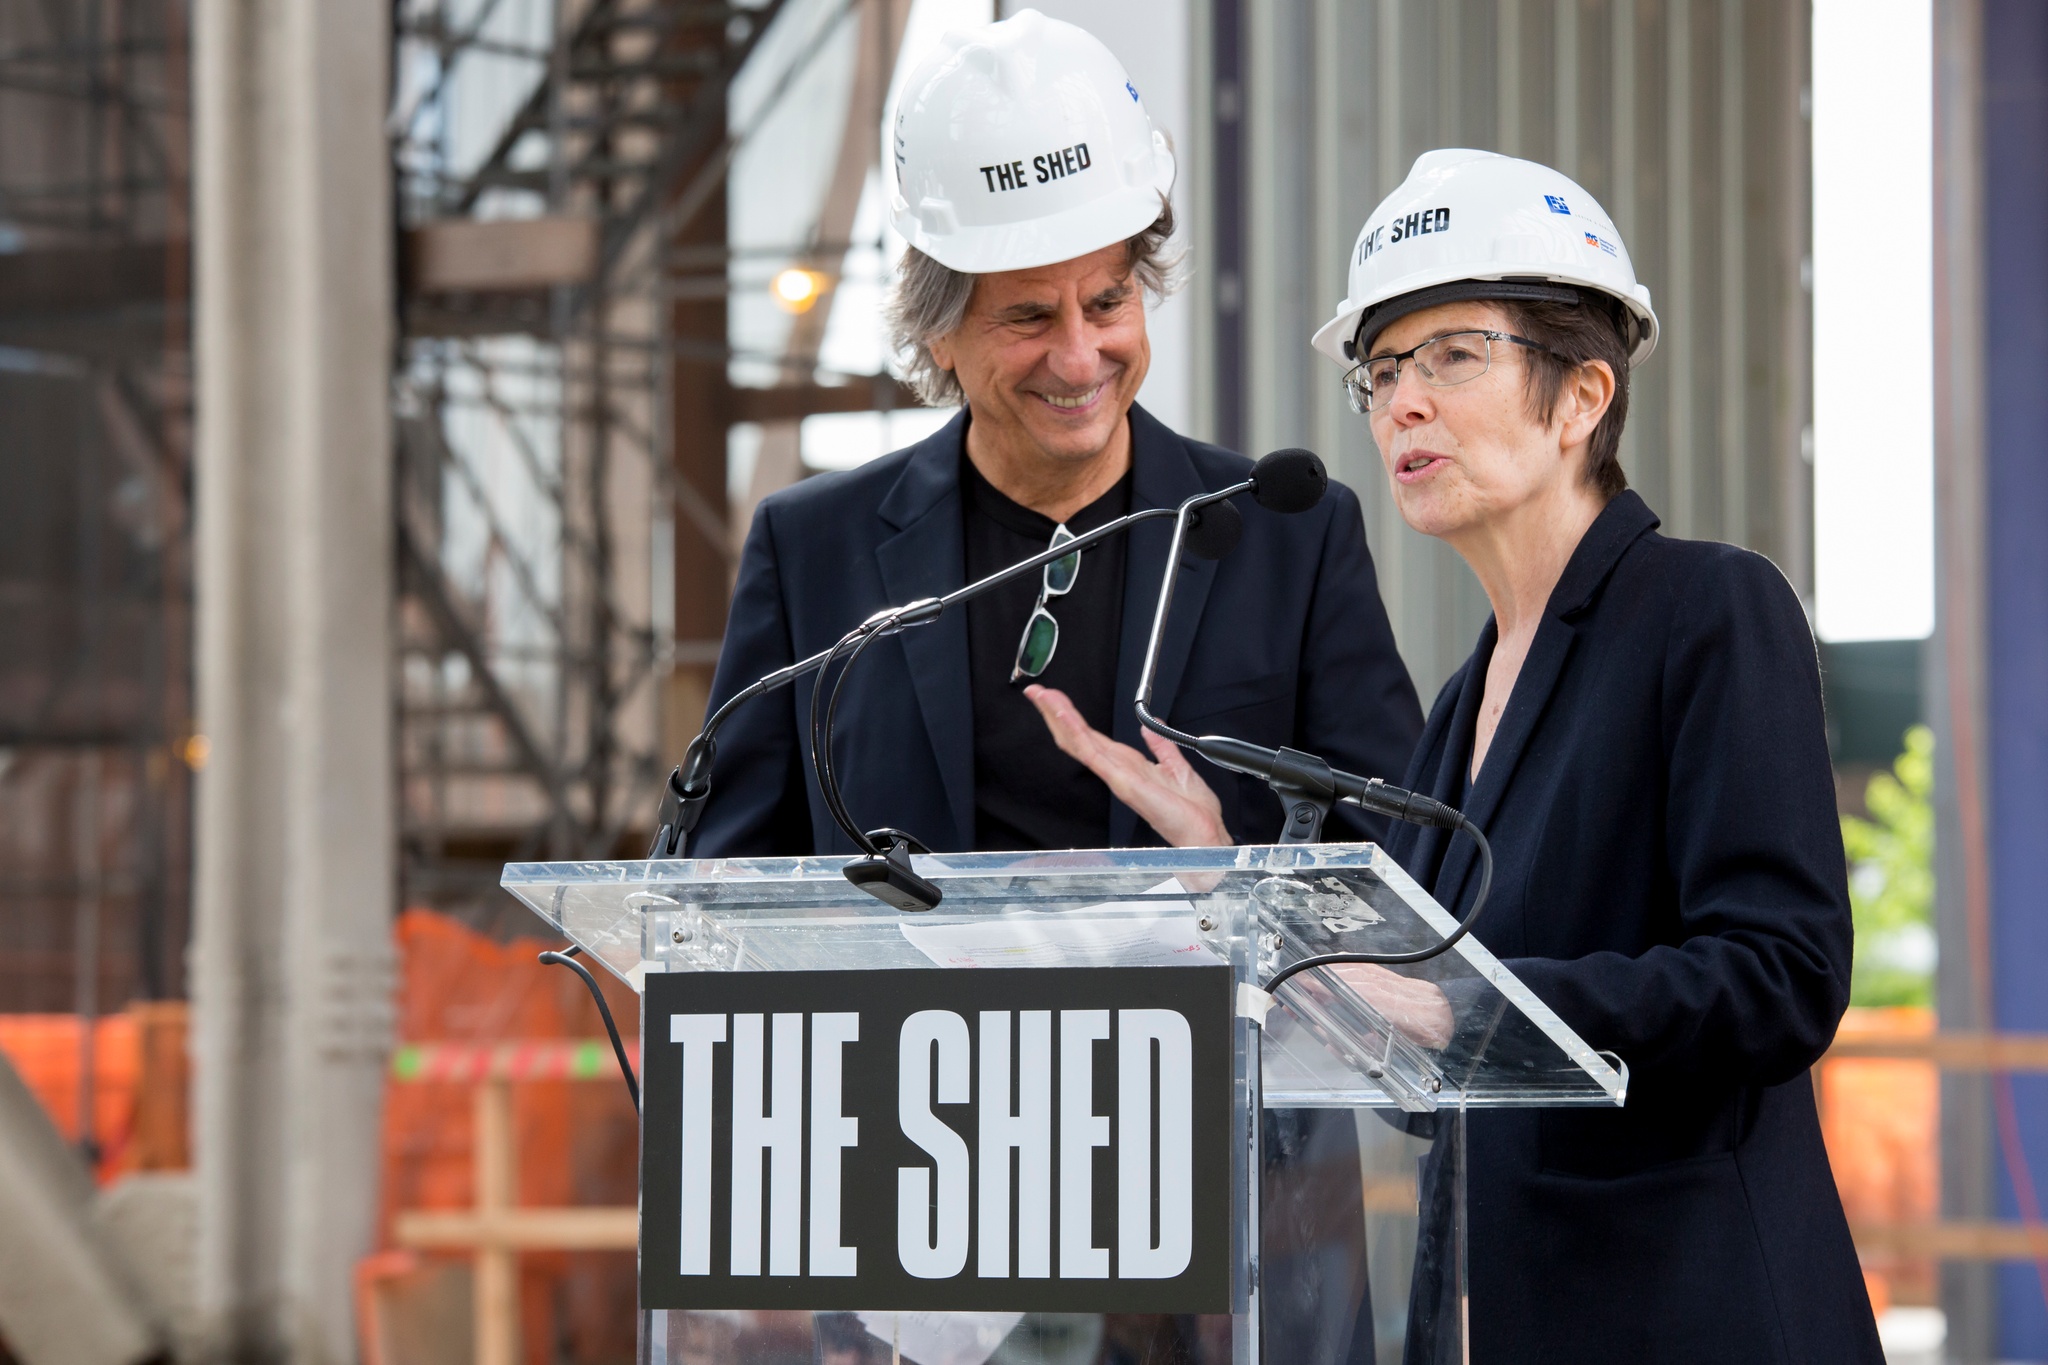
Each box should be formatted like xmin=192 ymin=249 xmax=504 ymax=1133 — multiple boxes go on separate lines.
xmin=928 ymin=242 xmax=1151 ymax=468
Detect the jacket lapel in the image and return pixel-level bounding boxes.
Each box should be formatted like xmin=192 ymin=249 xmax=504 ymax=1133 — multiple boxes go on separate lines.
xmin=874 ymin=414 xmax=975 ymax=850
xmin=1430 ymin=618 xmax=1576 ymax=915
xmin=1110 ymin=405 xmax=1219 ymax=846
xmin=1404 ymin=624 xmax=1492 ymax=887
xmin=1429 ymin=491 xmax=1661 ymax=913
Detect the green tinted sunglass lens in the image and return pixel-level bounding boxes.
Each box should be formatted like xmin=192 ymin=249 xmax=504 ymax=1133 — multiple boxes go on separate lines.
xmin=1016 ymin=611 xmax=1058 ymax=677
xmin=1044 ymin=550 xmax=1080 ymax=595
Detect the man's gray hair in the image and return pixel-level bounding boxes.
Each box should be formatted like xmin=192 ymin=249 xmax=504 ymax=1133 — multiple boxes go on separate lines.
xmin=886 ymin=202 xmax=1185 ymax=407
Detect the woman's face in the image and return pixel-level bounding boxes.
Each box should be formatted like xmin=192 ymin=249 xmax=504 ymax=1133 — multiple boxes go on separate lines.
xmin=1364 ymin=300 xmax=1593 ymax=542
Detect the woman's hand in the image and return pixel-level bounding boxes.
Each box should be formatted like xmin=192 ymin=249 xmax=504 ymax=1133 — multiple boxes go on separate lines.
xmin=1325 ymin=963 xmax=1456 ymax=1049
xmin=1024 ymin=684 xmax=1231 ymax=848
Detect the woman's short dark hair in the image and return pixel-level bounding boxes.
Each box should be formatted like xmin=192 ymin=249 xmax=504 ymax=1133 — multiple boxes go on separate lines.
xmin=1493 ymin=292 xmax=1635 ymax=499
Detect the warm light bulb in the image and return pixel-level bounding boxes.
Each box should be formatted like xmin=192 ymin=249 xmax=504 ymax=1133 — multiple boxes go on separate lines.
xmin=771 ymin=267 xmax=825 ymax=313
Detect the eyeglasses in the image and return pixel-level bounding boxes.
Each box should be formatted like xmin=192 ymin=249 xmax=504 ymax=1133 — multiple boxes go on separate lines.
xmin=1011 ymin=523 xmax=1079 ymax=682
xmin=1342 ymin=329 xmax=1555 ymax=415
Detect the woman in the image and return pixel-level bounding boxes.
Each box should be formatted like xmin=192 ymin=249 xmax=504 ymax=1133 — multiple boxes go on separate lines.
xmin=1307 ymin=150 xmax=1881 ymax=1362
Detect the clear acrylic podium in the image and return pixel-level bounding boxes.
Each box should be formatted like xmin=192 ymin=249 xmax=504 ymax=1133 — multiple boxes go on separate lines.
xmin=501 ymin=842 xmax=1625 ymax=1365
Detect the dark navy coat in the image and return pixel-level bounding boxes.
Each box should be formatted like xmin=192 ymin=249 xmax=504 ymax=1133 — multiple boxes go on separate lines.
xmin=1387 ymin=491 xmax=1881 ymax=1363
xmin=689 ymin=403 xmax=1423 ymax=856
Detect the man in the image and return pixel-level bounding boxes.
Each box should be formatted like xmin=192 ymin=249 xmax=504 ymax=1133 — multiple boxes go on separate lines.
xmin=691 ymin=11 xmax=1422 ymax=1362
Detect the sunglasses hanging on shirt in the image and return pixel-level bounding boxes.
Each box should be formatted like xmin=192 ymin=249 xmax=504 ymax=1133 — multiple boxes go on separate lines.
xmin=1010 ymin=522 xmax=1079 ymax=681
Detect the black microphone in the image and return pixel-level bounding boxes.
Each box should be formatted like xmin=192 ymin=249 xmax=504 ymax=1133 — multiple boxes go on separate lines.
xmin=646 ymin=469 xmax=1268 ymax=865
xmin=1248 ymin=447 xmax=1329 ymax=514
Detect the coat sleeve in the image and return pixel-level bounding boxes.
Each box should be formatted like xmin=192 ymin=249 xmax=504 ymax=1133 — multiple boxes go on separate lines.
xmin=685 ymin=500 xmax=815 ymax=858
xmin=1505 ymin=550 xmax=1854 ymax=1089
xmin=1295 ymin=481 xmax=1426 ymax=843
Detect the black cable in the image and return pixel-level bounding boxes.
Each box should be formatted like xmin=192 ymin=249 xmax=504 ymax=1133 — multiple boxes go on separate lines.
xmin=806 ymin=626 xmax=860 ymax=849
xmin=1260 ymin=816 xmax=1494 ymax=994
xmin=807 ymin=619 xmax=882 ymax=854
xmin=537 ymin=946 xmax=640 ymax=1113
xmin=821 ymin=616 xmax=891 ymax=846
xmin=813 ymin=627 xmax=859 ymax=843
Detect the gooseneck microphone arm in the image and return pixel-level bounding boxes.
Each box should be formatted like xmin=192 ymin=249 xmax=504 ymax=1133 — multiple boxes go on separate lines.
xmin=647 ymin=477 xmax=1257 ymax=861
xmin=1130 ymin=450 xmax=1497 ymax=976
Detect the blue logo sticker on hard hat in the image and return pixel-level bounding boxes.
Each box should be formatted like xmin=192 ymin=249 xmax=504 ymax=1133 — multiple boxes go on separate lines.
xmin=1545 ymin=195 xmax=1571 ymax=215
xmin=1127 ymin=81 xmax=1140 ymax=102
xmin=1582 ymin=230 xmax=1617 ymax=257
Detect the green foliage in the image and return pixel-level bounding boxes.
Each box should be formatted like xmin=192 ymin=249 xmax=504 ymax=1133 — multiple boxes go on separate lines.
xmin=1841 ymin=725 xmax=1936 ymax=1008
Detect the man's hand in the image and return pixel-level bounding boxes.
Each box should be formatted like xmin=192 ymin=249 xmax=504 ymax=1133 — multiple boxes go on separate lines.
xmin=1024 ymin=684 xmax=1231 ymax=848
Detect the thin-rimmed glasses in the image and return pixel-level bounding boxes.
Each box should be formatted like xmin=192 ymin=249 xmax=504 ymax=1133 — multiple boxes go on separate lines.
xmin=1343 ymin=329 xmax=1557 ymax=415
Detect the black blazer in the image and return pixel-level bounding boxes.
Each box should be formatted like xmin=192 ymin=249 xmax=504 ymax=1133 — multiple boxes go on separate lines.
xmin=1387 ymin=492 xmax=1881 ymax=1363
xmin=690 ymin=403 xmax=1424 ymax=856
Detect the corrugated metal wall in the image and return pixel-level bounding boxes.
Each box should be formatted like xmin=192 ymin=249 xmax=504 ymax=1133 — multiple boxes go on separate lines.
xmin=1194 ymin=0 xmax=1812 ymax=698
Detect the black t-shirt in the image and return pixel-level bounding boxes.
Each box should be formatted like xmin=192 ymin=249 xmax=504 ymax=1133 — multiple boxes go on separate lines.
xmin=961 ymin=454 xmax=1131 ymax=851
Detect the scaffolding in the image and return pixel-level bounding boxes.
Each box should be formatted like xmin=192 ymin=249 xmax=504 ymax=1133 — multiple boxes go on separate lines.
xmin=395 ymin=0 xmax=733 ymax=910
xmin=390 ymin=0 xmax=916 ymax=914
xmin=0 ymin=2 xmax=193 ymax=1028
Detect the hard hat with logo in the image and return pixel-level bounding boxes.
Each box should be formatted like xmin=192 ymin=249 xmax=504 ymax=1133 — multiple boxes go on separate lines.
xmin=889 ymin=9 xmax=1176 ymax=275
xmin=1311 ymin=149 xmax=1659 ymax=368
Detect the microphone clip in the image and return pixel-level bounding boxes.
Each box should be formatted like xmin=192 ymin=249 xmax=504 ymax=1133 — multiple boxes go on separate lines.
xmin=648 ymin=736 xmax=715 ymax=859
xmin=843 ymin=828 xmax=943 ymax=912
xmin=1266 ymin=746 xmax=1337 ymax=844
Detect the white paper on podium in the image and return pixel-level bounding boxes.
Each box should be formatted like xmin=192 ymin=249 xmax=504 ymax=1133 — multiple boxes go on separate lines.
xmin=854 ymin=1311 xmax=1024 ymax=1365
xmin=898 ymin=880 xmax=1211 ymax=969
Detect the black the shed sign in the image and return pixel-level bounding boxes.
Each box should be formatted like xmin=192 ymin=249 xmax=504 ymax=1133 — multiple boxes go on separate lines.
xmin=640 ymin=966 xmax=1233 ymax=1312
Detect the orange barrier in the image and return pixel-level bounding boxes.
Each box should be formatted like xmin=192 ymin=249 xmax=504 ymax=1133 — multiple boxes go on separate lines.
xmin=1820 ymin=1006 xmax=1939 ymax=1307
xmin=0 ymin=1002 xmax=189 ymax=1182
xmin=375 ymin=909 xmax=640 ymax=1365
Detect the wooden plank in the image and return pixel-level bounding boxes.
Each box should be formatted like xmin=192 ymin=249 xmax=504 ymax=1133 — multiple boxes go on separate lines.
xmin=474 ymin=1078 xmax=517 ymax=1365
xmin=405 ymin=217 xmax=599 ymax=294
xmin=0 ymin=241 xmax=176 ymax=313
xmin=1852 ymin=1221 xmax=2048 ymax=1260
xmin=727 ymin=377 xmax=923 ymax=424
xmin=1825 ymin=1032 xmax=2048 ymax=1069
xmin=393 ymin=1207 xmax=640 ymax=1251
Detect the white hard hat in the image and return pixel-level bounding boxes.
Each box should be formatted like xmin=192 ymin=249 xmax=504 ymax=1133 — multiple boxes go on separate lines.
xmin=889 ymin=9 xmax=1176 ymax=275
xmin=1311 ymin=149 xmax=1659 ymax=368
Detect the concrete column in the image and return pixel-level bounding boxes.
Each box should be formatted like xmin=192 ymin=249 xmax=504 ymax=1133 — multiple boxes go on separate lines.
xmin=190 ymin=0 xmax=395 ymax=1360
xmin=1931 ymin=0 xmax=1994 ymax=1353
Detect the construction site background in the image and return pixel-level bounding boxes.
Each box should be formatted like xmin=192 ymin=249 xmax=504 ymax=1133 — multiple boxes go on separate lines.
xmin=2 ymin=0 xmax=2040 ymax=1359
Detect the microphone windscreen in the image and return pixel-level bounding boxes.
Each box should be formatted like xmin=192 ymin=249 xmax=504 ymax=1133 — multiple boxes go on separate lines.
xmin=1251 ymin=448 xmax=1329 ymax=514
xmin=1184 ymin=500 xmax=1243 ymax=561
